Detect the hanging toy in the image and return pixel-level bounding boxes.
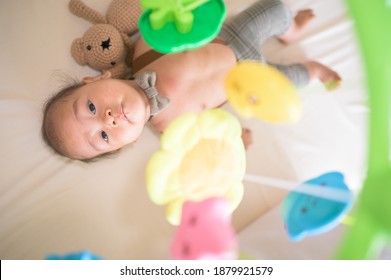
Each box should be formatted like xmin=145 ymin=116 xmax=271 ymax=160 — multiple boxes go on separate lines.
xmin=138 ymin=0 xmax=226 ymax=53
xmin=171 ymin=197 xmax=238 ymax=260
xmin=225 ymin=61 xmax=302 ymax=123
xmin=145 ymin=108 xmax=246 ymax=225
xmin=46 ymin=250 xmax=103 ymax=260
xmin=282 ymin=172 xmax=354 ymax=241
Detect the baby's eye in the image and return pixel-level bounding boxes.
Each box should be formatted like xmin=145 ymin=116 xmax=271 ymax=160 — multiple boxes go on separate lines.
xmin=88 ymin=101 xmax=96 ymax=114
xmin=101 ymin=131 xmax=109 ymax=142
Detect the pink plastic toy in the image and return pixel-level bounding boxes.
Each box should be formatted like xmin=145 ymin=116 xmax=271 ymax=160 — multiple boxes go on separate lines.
xmin=171 ymin=197 xmax=238 ymax=260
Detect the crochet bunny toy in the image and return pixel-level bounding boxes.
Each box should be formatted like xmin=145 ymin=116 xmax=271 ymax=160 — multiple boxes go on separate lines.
xmin=69 ymin=0 xmax=141 ymax=78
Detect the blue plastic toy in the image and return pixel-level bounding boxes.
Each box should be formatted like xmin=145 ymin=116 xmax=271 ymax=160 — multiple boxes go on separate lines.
xmin=46 ymin=250 xmax=103 ymax=260
xmin=282 ymin=172 xmax=354 ymax=241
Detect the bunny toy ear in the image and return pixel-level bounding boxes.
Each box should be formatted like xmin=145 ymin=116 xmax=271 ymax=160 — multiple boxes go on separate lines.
xmin=68 ymin=0 xmax=107 ymax=24
xmin=71 ymin=38 xmax=87 ymax=65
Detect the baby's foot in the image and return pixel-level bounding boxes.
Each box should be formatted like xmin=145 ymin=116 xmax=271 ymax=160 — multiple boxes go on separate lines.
xmin=304 ymin=61 xmax=342 ymax=91
xmin=278 ymin=9 xmax=315 ymax=44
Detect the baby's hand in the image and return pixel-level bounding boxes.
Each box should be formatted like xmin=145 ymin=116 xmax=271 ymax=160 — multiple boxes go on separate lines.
xmin=241 ymin=128 xmax=253 ymax=150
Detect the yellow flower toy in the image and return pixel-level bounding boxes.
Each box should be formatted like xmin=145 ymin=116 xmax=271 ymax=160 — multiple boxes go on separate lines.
xmin=225 ymin=61 xmax=302 ymax=123
xmin=146 ymin=108 xmax=246 ymax=225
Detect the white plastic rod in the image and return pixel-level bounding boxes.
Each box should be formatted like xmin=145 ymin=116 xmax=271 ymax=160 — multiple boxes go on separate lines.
xmin=243 ymin=174 xmax=354 ymax=203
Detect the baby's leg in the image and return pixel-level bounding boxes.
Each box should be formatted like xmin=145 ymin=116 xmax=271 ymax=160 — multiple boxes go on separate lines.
xmin=266 ymin=8 xmax=340 ymax=88
xmin=269 ymin=63 xmax=310 ymax=87
xmin=277 ymin=9 xmax=315 ymax=44
xmin=219 ymin=0 xmax=341 ymax=90
xmin=270 ymin=61 xmax=341 ymax=90
xmin=219 ymin=0 xmax=292 ymax=61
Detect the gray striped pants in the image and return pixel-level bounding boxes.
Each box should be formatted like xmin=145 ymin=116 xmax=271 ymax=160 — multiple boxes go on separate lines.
xmin=219 ymin=0 xmax=310 ymax=87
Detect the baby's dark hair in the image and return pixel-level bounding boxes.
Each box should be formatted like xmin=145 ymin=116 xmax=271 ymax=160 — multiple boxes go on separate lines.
xmin=41 ymin=75 xmax=119 ymax=162
xmin=41 ymin=77 xmax=81 ymax=153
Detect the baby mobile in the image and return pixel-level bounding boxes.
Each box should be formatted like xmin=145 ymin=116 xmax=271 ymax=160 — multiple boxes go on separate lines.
xmin=141 ymin=0 xmax=357 ymax=260
xmin=48 ymin=0 xmax=390 ymax=260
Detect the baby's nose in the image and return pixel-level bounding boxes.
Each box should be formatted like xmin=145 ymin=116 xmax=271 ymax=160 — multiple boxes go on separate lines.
xmin=105 ymin=109 xmax=118 ymax=127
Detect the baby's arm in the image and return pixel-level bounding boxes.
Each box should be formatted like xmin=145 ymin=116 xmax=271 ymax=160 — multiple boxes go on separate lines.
xmin=241 ymin=128 xmax=253 ymax=150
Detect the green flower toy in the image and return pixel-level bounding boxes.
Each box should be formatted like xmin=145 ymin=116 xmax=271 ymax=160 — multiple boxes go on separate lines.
xmin=138 ymin=0 xmax=226 ymax=53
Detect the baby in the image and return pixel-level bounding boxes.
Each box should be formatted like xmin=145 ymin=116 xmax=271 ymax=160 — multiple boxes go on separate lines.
xmin=42 ymin=0 xmax=341 ymax=161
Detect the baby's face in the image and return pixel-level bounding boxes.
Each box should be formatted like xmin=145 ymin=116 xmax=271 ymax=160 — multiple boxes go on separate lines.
xmin=54 ymin=78 xmax=150 ymax=159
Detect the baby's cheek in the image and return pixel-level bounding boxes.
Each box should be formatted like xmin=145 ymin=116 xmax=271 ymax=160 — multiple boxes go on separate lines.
xmin=120 ymin=126 xmax=142 ymax=146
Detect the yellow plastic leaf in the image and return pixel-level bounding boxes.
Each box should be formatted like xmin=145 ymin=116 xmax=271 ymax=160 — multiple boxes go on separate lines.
xmin=146 ymin=151 xmax=181 ymax=204
xmin=198 ymin=108 xmax=242 ymax=140
xmin=161 ymin=113 xmax=201 ymax=154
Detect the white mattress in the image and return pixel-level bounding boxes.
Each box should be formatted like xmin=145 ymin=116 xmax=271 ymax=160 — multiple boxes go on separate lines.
xmin=0 ymin=0 xmax=367 ymax=259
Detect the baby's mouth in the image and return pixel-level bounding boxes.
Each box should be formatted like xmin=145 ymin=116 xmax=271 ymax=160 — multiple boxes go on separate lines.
xmin=120 ymin=106 xmax=129 ymax=121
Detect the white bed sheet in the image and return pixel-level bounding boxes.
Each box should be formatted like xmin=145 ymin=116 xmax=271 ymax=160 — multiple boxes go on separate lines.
xmin=0 ymin=0 xmax=367 ymax=259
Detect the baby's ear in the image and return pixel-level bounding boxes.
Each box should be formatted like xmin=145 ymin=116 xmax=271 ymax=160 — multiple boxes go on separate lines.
xmin=71 ymin=38 xmax=87 ymax=65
